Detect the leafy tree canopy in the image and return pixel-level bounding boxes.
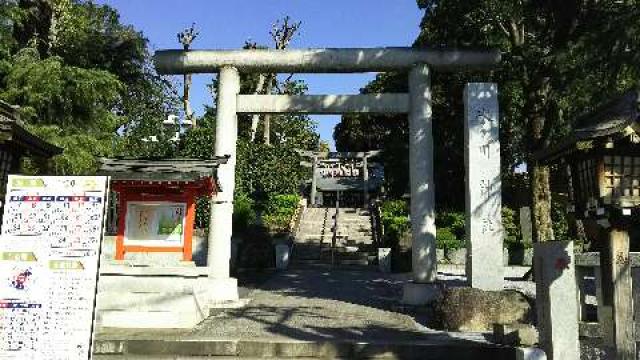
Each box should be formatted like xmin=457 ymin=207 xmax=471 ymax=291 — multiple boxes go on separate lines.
xmin=0 ymin=0 xmax=180 ymax=174
xmin=335 ymin=0 xmax=640 ymax=236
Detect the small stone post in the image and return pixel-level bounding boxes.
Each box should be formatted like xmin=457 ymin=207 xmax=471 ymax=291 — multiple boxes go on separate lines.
xmin=464 ymin=83 xmax=503 ymax=290
xmin=362 ymin=155 xmax=369 ymax=207
xmin=205 ymin=66 xmax=240 ymax=302
xmin=310 ymin=155 xmax=318 ymax=206
xmin=519 ymin=207 xmax=533 ymax=244
xmin=534 ymin=241 xmax=580 ymax=360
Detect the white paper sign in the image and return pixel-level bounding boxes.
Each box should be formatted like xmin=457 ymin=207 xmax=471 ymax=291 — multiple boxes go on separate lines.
xmin=0 ymin=175 xmax=108 ymax=360
xmin=124 ymin=201 xmax=186 ymax=247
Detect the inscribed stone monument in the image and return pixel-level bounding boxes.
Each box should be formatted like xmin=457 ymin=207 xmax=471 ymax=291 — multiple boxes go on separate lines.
xmin=464 ymin=83 xmax=503 ymax=290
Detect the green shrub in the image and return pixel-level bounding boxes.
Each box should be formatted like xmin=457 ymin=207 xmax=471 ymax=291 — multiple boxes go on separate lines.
xmin=263 ymin=194 xmax=300 ymax=233
xmin=381 ymin=199 xmax=409 ymax=218
xmin=502 ymin=206 xmax=523 ymax=249
xmin=380 ymin=199 xmax=411 ymax=247
xmin=266 ymin=194 xmax=300 ymax=217
xmin=436 ymin=210 xmax=465 ymax=241
xmin=379 ymin=201 xmax=534 ymax=252
xmin=436 ymin=227 xmax=464 ymax=250
xmin=233 ymin=193 xmax=256 ymax=231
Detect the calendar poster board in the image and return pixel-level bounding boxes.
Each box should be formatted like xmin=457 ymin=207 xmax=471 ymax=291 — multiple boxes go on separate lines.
xmin=0 ymin=175 xmax=109 ymax=360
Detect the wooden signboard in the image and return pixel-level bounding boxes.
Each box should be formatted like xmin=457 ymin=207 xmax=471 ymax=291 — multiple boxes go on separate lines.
xmin=0 ymin=175 xmax=108 ymax=359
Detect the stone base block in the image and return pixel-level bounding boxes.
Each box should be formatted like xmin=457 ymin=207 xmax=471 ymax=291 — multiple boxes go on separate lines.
xmin=96 ymin=273 xmax=241 ymax=330
xmin=275 ymin=244 xmax=291 ymax=270
xmin=516 ymin=347 xmax=547 ymax=360
xmin=194 ymin=277 xmax=239 ymax=305
xmin=208 ymin=298 xmax=252 ymax=316
xmin=378 ymin=248 xmax=391 ymax=273
xmin=401 ymin=282 xmax=440 ymax=305
xmin=97 ymin=309 xmax=200 ymax=329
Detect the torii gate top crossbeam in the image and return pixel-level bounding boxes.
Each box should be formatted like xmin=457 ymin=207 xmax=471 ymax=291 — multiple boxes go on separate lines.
xmin=154 ymin=47 xmax=500 ymax=74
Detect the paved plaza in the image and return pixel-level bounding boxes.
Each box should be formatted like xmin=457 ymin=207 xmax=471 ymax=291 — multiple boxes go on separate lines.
xmin=95 ymin=266 xmax=532 ymax=359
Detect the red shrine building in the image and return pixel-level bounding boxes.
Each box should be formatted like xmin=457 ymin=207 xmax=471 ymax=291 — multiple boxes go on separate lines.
xmin=98 ymin=157 xmax=227 ymax=262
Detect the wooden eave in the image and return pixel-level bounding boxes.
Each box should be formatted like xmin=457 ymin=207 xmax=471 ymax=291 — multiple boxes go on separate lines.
xmin=535 ymin=89 xmax=640 ymax=164
xmin=0 ymin=103 xmax=63 ymax=158
xmin=98 ymin=156 xmax=229 ymax=192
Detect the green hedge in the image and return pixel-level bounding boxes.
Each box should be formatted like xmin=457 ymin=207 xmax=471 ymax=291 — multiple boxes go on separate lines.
xmin=502 ymin=206 xmax=526 ymax=249
xmin=380 ymin=199 xmax=531 ymax=250
xmin=263 ymin=194 xmax=300 ymax=233
xmin=380 ymin=199 xmax=411 ymax=247
xmin=435 ymin=210 xmax=465 ymax=250
xmin=233 ymin=193 xmax=256 ymax=231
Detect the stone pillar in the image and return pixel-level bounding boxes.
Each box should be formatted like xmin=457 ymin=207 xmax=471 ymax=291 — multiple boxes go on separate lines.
xmin=519 ymin=207 xmax=533 ymax=244
xmin=310 ymin=155 xmax=318 ymax=206
xmin=205 ymin=66 xmax=240 ymax=302
xmin=534 ymin=241 xmax=580 ymax=360
xmin=408 ymin=64 xmax=437 ymax=284
xmin=402 ymin=64 xmax=438 ymax=305
xmin=362 ymin=155 xmax=369 ymax=208
xmin=464 ymin=83 xmax=503 ymax=290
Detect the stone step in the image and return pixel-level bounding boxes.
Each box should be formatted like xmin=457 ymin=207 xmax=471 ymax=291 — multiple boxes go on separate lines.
xmin=297 ymin=227 xmax=330 ymax=232
xmin=298 ymin=220 xmax=327 ymax=225
xmin=334 ymin=231 xmax=371 ymax=235
xmin=321 ymin=250 xmax=371 ymax=260
xmin=97 ymin=291 xmax=198 ymax=311
xmin=292 ymin=248 xmax=322 ymax=256
xmin=334 ymin=225 xmax=371 ymax=230
xmin=326 ymin=218 xmax=371 ymax=223
xmin=96 ymin=309 xmax=201 ymax=329
xmin=294 ymin=238 xmax=327 ymax=244
xmin=338 ymin=259 xmax=370 ymax=266
xmin=297 ymin=234 xmax=333 ymax=239
xmin=93 ymin=337 xmax=517 ymax=359
xmin=98 ymin=275 xmax=199 ymax=293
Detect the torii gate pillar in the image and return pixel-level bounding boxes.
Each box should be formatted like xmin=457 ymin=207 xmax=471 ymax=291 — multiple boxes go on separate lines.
xmin=205 ymin=66 xmax=240 ymax=302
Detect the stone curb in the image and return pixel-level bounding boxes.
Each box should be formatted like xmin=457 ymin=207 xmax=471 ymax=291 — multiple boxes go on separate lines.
xmin=515 ymin=347 xmax=547 ymax=359
xmin=94 ymin=338 xmax=517 ymax=359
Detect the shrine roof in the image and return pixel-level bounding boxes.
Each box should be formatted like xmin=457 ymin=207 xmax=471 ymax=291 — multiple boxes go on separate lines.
xmin=0 ymin=101 xmax=63 ymax=158
xmin=98 ymin=156 xmax=228 ymax=182
xmin=296 ymin=149 xmax=382 ymax=159
xmin=535 ymin=90 xmax=640 ymax=163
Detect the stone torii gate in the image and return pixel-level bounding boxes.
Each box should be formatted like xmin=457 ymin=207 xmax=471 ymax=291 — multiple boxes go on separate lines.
xmin=154 ymin=47 xmax=500 ymax=303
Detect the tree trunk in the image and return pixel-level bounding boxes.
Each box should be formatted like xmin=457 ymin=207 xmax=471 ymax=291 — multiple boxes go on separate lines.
xmin=530 ymin=162 xmax=555 ymax=242
xmin=525 ymin=73 xmax=554 ymax=243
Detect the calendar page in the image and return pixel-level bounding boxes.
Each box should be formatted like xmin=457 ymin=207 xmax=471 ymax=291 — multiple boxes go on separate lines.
xmin=0 ymin=175 xmax=108 ymax=360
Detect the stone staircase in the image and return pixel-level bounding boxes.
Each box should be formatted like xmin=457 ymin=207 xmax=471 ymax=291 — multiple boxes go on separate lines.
xmin=292 ymin=206 xmax=376 ymax=267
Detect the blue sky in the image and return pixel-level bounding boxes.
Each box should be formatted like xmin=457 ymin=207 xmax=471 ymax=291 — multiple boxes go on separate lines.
xmin=97 ymin=0 xmax=423 ymax=149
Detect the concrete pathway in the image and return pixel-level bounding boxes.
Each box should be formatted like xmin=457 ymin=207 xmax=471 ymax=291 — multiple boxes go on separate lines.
xmin=193 ymin=265 xmax=424 ymax=342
